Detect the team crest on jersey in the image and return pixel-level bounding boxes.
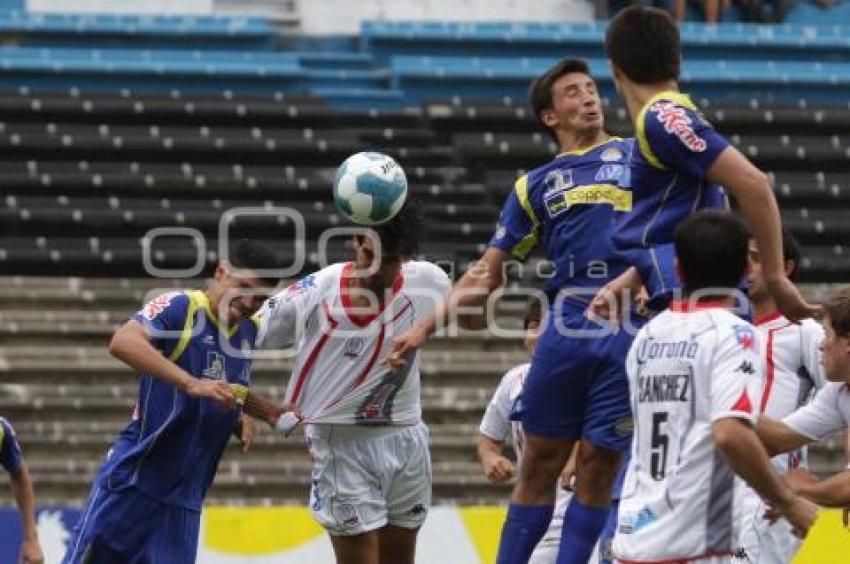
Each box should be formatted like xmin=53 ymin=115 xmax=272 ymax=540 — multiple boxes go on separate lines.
xmin=285 ymin=274 xmax=316 ymax=297
xmin=594 ymin=164 xmax=625 ymax=182
xmin=202 ymin=351 xmax=226 ymax=379
xmin=732 ymin=325 xmax=756 ymax=351
xmin=140 ymin=292 xmax=180 ymax=320
xmin=343 ymin=337 xmax=366 ymax=358
xmin=651 ymin=101 xmax=707 ymax=153
xmin=599 ymin=147 xmax=623 ymax=162
xmin=543 ymin=168 xmax=574 ymax=197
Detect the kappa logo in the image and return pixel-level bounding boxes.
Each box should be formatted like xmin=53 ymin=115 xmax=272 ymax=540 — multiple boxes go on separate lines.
xmin=652 ymin=101 xmax=707 ymax=153
xmin=735 ymin=360 xmax=756 ymax=375
xmin=408 ymin=503 xmax=427 ymax=516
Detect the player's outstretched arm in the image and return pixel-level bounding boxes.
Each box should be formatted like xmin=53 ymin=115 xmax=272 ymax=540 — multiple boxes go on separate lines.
xmin=109 ymin=320 xmax=235 ymax=407
xmin=784 ymin=467 xmax=850 ymax=508
xmin=706 ymin=147 xmax=819 ymax=322
xmin=713 ymin=417 xmax=817 ymax=537
xmin=586 ymin=266 xmax=642 ymax=322
xmin=754 ymin=415 xmax=811 ymax=456
xmin=477 ymin=435 xmax=515 ymax=483
xmin=242 ymin=390 xmax=294 ymax=427
xmin=386 ymin=248 xmax=507 ymax=368
xmin=10 ymin=462 xmax=44 ymax=564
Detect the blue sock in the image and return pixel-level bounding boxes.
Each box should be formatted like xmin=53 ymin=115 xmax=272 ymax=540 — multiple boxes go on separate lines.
xmin=556 ymin=498 xmax=609 ymax=564
xmin=496 ymin=503 xmax=554 ymax=564
xmin=597 ymin=499 xmax=620 ymax=564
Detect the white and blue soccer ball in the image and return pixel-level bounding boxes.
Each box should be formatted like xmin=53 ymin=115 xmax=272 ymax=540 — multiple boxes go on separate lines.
xmin=333 ymin=152 xmax=408 ymax=225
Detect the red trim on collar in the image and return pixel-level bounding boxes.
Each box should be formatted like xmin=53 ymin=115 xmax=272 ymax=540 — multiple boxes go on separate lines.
xmin=668 ymin=300 xmax=728 ymax=313
xmin=754 ymin=311 xmax=782 ymax=326
xmin=339 ymin=261 xmax=404 ymax=327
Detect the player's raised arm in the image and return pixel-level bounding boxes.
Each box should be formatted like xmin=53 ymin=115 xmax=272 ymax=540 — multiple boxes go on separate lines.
xmin=386 ymin=247 xmax=506 ymax=368
xmin=1 ymin=419 xmax=43 ymax=564
xmin=706 ymin=147 xmax=819 ymax=322
xmin=109 ymin=317 xmax=235 ymax=408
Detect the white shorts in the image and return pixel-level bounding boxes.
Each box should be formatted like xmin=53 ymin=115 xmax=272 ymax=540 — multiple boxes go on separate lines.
xmin=615 ymin=558 xmax=733 ymax=564
xmin=305 ymin=422 xmax=432 ymax=536
xmin=736 ymin=485 xmax=801 ymax=564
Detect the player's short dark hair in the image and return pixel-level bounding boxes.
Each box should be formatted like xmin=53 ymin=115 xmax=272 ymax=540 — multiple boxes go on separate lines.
xmin=365 ymin=198 xmax=423 ymax=260
xmin=781 ymin=227 xmax=802 ymax=282
xmin=229 ymin=239 xmax=281 ymax=286
xmin=605 ymin=6 xmax=680 ymax=84
xmin=824 ymin=288 xmax=850 ymax=338
xmin=675 ymin=210 xmax=750 ymax=295
xmin=529 ymin=58 xmax=592 ymax=142
xmin=523 ymin=295 xmax=543 ymax=330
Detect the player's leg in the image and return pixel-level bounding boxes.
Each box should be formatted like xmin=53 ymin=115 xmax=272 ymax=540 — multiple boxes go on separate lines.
xmin=383 ymin=422 xmax=431 ymax=564
xmin=147 ymin=502 xmax=202 ymax=564
xmin=330 ymin=532 xmax=380 ymax=564
xmin=307 ymin=426 xmax=391 ymax=563
xmin=496 ymin=307 xmax=590 ymax=564
xmin=377 ymin=525 xmax=419 ymax=564
xmin=556 ymin=326 xmax=634 ymax=564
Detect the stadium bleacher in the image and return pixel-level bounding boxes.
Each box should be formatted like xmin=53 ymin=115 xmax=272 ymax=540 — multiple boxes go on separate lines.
xmin=0 ymin=7 xmax=848 ymax=511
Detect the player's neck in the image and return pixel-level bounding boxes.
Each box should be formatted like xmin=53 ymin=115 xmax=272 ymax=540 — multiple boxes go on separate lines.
xmin=752 ymin=298 xmax=780 ymax=324
xmin=624 ymin=80 xmax=679 ymax=125
xmin=558 ymin=130 xmax=608 ymax=154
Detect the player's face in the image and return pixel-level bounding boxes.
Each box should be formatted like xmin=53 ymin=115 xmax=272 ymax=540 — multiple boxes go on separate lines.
xmin=820 ymin=316 xmax=850 ymax=383
xmin=545 ymin=72 xmax=603 ymax=136
xmin=212 ymin=264 xmax=274 ymax=326
xmin=353 ymin=234 xmax=401 ymax=295
xmin=746 ymin=240 xmax=768 ymax=302
xmin=523 ymin=316 xmax=542 ymax=355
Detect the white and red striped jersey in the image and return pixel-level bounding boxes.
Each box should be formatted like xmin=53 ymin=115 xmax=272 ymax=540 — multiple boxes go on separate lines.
xmin=479 ymin=364 xmax=571 ymax=539
xmin=257 ymin=261 xmax=450 ymax=426
xmin=784 ymin=382 xmax=850 ymax=443
xmin=755 ymin=313 xmax=826 ymax=470
xmin=614 ymin=303 xmax=762 ymax=563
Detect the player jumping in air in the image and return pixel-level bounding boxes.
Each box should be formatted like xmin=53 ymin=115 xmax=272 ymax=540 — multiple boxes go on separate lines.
xmin=388 ymin=59 xmax=641 ymax=564
xmin=62 ymin=239 xmax=282 ymax=564
xmin=614 ymin=210 xmax=816 ymax=564
xmin=256 ymin=202 xmax=450 ymax=564
xmin=1 ymin=416 xmax=44 ymax=564
xmin=593 ymin=6 xmax=818 ymax=322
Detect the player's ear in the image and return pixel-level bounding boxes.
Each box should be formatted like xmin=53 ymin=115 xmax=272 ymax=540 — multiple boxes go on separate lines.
xmin=783 ymin=260 xmax=795 ymax=278
xmin=213 ymin=261 xmax=229 ymax=282
xmin=540 ymin=108 xmax=558 ymax=129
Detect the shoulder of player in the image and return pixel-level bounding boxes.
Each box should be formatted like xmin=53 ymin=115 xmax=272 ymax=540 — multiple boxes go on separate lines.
xmin=137 ymin=290 xmax=192 ymax=320
xmin=401 ymin=261 xmax=450 ymax=287
xmin=501 ymin=362 xmax=530 ymax=383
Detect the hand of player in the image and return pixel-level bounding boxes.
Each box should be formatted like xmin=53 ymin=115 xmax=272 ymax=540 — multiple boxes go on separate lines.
xmin=766 ymin=277 xmax=821 ymax=323
xmin=275 ymin=406 xmax=304 ymax=437
xmin=783 ymin=467 xmax=819 ymax=495
xmin=185 ymin=378 xmax=236 ymax=408
xmin=777 ymin=494 xmax=818 ymax=539
xmin=482 ymin=453 xmax=515 ymax=483
xmin=586 ymin=267 xmax=640 ymax=323
xmin=237 ymin=414 xmax=256 ymax=454
xmin=385 ymin=323 xmax=429 ymax=369
xmin=19 ymin=538 xmax=44 ymax=564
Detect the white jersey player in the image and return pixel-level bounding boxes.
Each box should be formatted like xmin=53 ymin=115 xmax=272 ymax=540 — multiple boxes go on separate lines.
xmin=257 ymin=204 xmax=450 ymax=564
xmin=756 ymin=288 xmax=850 ymax=520
xmin=736 ymin=235 xmax=827 ymax=564
xmin=613 ymin=210 xmax=816 ymax=564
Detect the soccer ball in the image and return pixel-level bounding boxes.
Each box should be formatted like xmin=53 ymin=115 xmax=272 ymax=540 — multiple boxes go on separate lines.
xmin=333 ymin=152 xmax=408 ymax=225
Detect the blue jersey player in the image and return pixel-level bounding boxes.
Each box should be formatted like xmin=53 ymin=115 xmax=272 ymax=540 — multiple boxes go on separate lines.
xmin=2 ymin=416 xmax=44 ymax=564
xmin=62 ymin=240 xmax=284 ymax=564
xmin=388 ymin=59 xmax=641 ymax=564
xmin=595 ymin=6 xmax=819 ymax=322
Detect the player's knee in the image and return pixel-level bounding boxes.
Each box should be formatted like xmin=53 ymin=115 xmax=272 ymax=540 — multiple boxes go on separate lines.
xmin=518 ymin=437 xmax=571 ymax=486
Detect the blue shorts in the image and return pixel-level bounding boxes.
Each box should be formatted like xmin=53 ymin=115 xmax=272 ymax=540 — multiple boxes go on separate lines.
xmin=62 ymin=486 xmax=200 ymax=564
xmin=514 ymin=301 xmax=639 ymax=451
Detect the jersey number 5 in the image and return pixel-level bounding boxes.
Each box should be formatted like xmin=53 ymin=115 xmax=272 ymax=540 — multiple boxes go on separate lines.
xmin=650 ymin=412 xmax=669 ymax=481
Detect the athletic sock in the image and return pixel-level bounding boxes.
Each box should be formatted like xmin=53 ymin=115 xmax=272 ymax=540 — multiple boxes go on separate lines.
xmin=556 ymin=498 xmax=609 ymax=564
xmin=495 ymin=502 xmax=554 ymax=564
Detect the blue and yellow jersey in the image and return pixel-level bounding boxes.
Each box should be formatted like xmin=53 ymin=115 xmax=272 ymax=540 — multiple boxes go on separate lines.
xmin=489 ymin=137 xmax=633 ymax=299
xmin=612 ymin=91 xmax=730 ymax=306
xmin=96 ymin=290 xmax=258 ymax=512
xmin=0 ymin=416 xmax=23 ymax=477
